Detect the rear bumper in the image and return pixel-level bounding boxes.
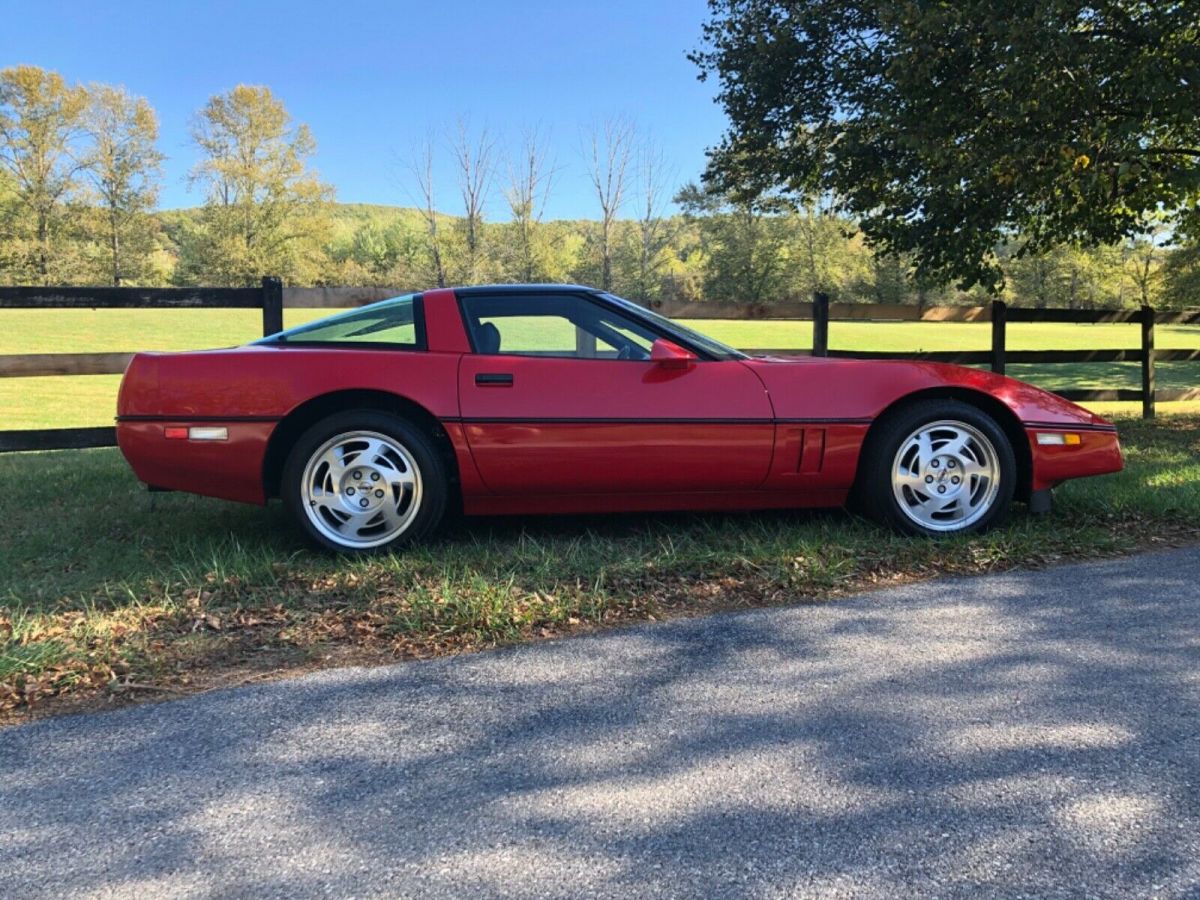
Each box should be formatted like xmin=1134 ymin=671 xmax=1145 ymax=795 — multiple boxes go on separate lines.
xmin=1026 ymin=425 xmax=1123 ymax=492
xmin=116 ymin=419 xmax=275 ymax=505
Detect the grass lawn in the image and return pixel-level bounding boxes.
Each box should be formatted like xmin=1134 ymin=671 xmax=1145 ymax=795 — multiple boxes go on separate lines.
xmin=1 ymin=309 xmax=1199 ymax=428
xmin=1 ymin=414 xmax=1197 ymax=721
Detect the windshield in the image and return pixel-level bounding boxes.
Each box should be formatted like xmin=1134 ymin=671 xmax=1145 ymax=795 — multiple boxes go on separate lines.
xmin=599 ymin=292 xmax=747 ymax=361
xmin=259 ymin=294 xmax=422 ymax=347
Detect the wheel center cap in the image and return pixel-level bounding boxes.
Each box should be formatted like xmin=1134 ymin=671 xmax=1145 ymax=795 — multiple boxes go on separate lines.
xmin=924 ymin=456 xmax=964 ymax=496
xmin=341 ymin=468 xmax=387 ymax=511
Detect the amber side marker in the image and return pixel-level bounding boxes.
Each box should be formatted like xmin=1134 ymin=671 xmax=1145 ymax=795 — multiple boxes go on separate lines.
xmin=1035 ymin=432 xmax=1082 ymax=446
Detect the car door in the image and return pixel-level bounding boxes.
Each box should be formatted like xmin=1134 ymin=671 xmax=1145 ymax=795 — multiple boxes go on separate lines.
xmin=456 ymin=290 xmax=774 ymax=495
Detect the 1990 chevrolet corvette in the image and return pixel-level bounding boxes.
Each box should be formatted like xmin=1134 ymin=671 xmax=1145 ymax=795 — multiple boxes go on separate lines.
xmin=116 ymin=284 xmax=1123 ymax=552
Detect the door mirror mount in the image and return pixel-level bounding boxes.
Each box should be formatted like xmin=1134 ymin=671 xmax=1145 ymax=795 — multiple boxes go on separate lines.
xmin=650 ymin=338 xmax=698 ymax=370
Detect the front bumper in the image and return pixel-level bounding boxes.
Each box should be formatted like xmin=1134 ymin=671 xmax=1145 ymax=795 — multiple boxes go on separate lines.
xmin=1026 ymin=426 xmax=1123 ymax=493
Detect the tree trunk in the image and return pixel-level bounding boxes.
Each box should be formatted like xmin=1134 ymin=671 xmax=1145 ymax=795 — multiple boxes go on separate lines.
xmin=36 ymin=211 xmax=50 ymax=286
xmin=110 ymin=211 xmax=121 ymax=287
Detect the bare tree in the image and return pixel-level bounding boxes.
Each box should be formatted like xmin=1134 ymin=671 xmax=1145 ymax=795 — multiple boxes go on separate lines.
xmin=582 ymin=117 xmax=634 ymax=291
xmin=450 ymin=119 xmax=496 ymax=283
xmin=633 ymin=136 xmax=674 ymax=301
xmin=407 ymin=132 xmax=446 ymax=288
xmin=503 ymin=125 xmax=556 ymax=282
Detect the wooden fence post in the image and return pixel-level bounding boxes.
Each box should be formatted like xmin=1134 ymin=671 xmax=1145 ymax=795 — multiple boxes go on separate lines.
xmin=990 ymin=300 xmax=1007 ymax=375
xmin=261 ymin=276 xmax=283 ymax=337
xmin=812 ymin=291 xmax=829 ymax=357
xmin=1141 ymin=305 xmax=1156 ymax=420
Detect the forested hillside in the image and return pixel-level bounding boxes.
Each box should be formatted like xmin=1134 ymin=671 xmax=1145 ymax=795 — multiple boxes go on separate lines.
xmin=2 ymin=65 xmax=1196 ymax=308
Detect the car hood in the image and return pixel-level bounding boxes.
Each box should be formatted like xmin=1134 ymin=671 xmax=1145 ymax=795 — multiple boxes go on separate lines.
xmin=741 ymin=356 xmax=1112 ymax=429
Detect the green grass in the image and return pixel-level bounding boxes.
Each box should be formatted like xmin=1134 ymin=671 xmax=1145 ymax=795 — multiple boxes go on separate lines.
xmin=1 ymin=310 xmax=1198 ymax=428
xmin=1 ymin=414 xmax=1197 ymax=717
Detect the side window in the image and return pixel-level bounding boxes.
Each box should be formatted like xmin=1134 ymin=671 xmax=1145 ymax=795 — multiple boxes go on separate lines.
xmin=270 ymin=294 xmax=423 ymax=348
xmin=461 ymin=294 xmax=659 ymax=360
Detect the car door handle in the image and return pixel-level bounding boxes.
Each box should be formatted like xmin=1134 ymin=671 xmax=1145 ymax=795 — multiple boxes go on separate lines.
xmin=475 ymin=373 xmax=514 ymax=387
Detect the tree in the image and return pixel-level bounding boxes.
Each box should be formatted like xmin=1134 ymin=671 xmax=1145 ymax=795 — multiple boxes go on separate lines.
xmin=1120 ymin=215 xmax=1169 ymax=307
xmin=692 ymin=1 xmax=1200 ymax=291
xmin=183 ymin=85 xmax=332 ymax=285
xmin=450 ymin=120 xmax=496 ymax=283
xmin=406 ymin=133 xmax=448 ymax=288
xmin=1160 ymin=241 xmax=1200 ymax=309
xmin=0 ymin=65 xmax=87 ymax=284
xmin=502 ymin=126 xmax=556 ymax=282
xmin=81 ymin=85 xmax=163 ymax=286
xmin=582 ymin=118 xmax=634 ymax=290
xmin=789 ymin=200 xmax=852 ymax=300
xmin=631 ymin=137 xmax=675 ymax=301
xmin=676 ymin=181 xmax=790 ymax=302
xmin=332 ymin=217 xmax=424 ymax=286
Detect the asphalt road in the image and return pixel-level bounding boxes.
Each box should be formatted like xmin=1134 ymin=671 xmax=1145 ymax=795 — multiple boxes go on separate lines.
xmin=2 ymin=548 xmax=1198 ymax=898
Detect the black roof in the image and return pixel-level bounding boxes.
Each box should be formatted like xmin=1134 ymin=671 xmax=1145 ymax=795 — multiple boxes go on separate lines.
xmin=451 ymin=283 xmax=599 ymax=296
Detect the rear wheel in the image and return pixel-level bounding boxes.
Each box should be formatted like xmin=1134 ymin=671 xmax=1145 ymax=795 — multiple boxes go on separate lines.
xmin=857 ymin=400 xmax=1015 ymax=536
xmin=282 ymin=411 xmax=447 ymax=553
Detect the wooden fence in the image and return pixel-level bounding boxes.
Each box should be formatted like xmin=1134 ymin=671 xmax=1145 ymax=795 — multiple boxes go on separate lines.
xmin=1 ymin=280 xmax=1197 ymax=453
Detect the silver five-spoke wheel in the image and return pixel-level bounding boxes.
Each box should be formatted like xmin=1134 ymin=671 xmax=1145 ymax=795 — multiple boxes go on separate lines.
xmin=891 ymin=419 xmax=1001 ymax=532
xmin=300 ymin=430 xmax=424 ymax=549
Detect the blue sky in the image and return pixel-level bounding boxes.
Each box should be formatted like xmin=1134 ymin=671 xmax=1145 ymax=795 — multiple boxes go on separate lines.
xmin=0 ymin=0 xmax=726 ymax=219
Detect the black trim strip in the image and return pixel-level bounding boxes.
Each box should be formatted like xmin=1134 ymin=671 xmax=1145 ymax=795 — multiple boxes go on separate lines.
xmin=116 ymin=415 xmax=281 ymax=423
xmin=443 ymin=416 xmax=873 ymax=426
xmin=475 ymin=373 xmax=514 ymax=386
xmin=777 ymin=417 xmax=874 ymax=425
xmin=1022 ymin=420 xmax=1118 ymax=433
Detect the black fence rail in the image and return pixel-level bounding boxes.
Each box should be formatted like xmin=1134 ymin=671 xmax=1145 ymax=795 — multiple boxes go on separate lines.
xmin=1 ymin=282 xmax=1198 ymax=452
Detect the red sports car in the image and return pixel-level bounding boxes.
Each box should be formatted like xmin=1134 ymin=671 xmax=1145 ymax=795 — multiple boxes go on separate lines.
xmin=116 ymin=285 xmax=1123 ymax=552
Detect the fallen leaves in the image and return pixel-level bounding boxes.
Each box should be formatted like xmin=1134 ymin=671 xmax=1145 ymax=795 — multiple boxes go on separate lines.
xmin=3 ymin=510 xmax=1199 ymax=724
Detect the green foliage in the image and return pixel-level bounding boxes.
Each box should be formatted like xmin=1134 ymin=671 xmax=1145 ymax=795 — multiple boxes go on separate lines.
xmin=1162 ymin=242 xmax=1200 ymax=309
xmin=180 ymin=85 xmax=334 ymax=286
xmin=0 ymin=65 xmax=1196 ymax=307
xmin=693 ymin=0 xmax=1200 ymax=291
xmin=81 ymin=84 xmax=164 ymax=286
xmin=676 ymin=181 xmax=793 ymax=301
xmin=0 ymin=65 xmax=88 ymax=285
xmin=0 ymin=66 xmax=169 ymax=287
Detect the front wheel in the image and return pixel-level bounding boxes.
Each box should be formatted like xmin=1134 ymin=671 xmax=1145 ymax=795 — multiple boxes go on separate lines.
xmin=857 ymin=400 xmax=1016 ymax=536
xmin=282 ymin=411 xmax=447 ymax=553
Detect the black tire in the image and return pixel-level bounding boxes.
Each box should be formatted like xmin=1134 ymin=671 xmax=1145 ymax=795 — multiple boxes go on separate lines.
xmin=282 ymin=410 xmax=447 ymax=554
xmin=856 ymin=399 xmax=1016 ymax=537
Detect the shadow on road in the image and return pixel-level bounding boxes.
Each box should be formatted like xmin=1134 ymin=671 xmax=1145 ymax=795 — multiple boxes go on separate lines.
xmin=2 ymin=550 xmax=1198 ymax=897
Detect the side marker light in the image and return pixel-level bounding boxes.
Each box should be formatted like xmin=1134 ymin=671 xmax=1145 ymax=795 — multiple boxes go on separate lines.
xmin=1036 ymin=432 xmax=1082 ymax=446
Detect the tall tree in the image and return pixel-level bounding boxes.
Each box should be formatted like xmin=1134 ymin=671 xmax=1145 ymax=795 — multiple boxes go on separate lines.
xmin=693 ymin=1 xmax=1200 ymax=291
xmin=583 ymin=118 xmax=634 ymax=290
xmin=0 ymin=65 xmax=87 ymax=284
xmin=81 ymin=85 xmax=163 ymax=285
xmin=1160 ymin=241 xmax=1200 ymax=309
xmin=1121 ymin=216 xmax=1169 ymax=307
xmin=632 ymin=137 xmax=675 ymax=301
xmin=406 ymin=133 xmax=448 ymax=288
xmin=184 ymin=85 xmax=332 ymax=285
xmin=502 ymin=126 xmax=556 ymax=282
xmin=450 ymin=119 xmax=496 ymax=283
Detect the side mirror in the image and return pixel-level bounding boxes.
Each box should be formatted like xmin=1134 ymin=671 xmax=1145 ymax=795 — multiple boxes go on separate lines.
xmin=650 ymin=338 xmax=698 ymax=370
